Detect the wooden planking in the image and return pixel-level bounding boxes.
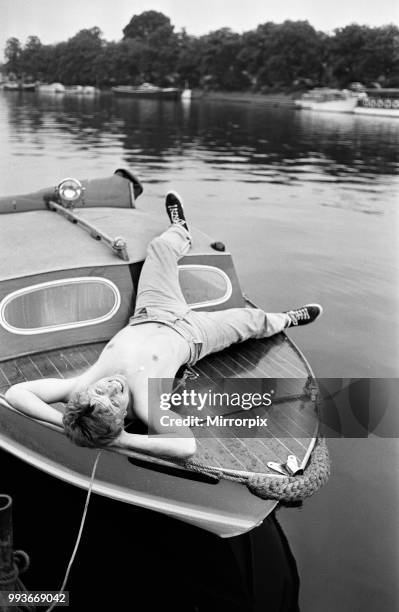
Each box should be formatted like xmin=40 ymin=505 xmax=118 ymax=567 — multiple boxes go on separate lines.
xmin=0 ymin=360 xmax=28 ymax=385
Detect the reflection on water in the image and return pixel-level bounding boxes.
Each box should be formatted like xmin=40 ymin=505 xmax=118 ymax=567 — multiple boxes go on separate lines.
xmin=0 ymin=90 xmax=398 ymax=376
xmin=1 ymin=92 xmax=398 ymax=205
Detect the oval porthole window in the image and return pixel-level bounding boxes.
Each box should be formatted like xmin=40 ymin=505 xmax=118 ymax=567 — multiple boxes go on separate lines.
xmin=178 ymin=265 xmax=232 ymax=309
xmin=0 ymin=277 xmax=121 ymax=335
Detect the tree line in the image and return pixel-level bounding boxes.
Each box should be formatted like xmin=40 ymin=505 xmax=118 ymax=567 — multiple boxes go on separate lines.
xmin=3 ymin=11 xmax=399 ymax=90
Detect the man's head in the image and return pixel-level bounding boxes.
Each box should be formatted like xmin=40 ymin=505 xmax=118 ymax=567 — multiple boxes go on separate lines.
xmin=63 ymin=375 xmax=130 ymax=447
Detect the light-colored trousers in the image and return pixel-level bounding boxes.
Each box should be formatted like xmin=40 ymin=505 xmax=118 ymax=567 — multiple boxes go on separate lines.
xmin=130 ymin=225 xmax=290 ymax=365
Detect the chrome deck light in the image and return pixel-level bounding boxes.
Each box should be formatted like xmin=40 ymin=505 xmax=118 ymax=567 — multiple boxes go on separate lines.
xmin=56 ymin=178 xmax=84 ymax=207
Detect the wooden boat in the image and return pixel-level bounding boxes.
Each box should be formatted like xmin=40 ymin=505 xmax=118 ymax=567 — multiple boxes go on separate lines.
xmin=354 ymin=88 xmax=399 ymax=118
xmin=0 ymin=170 xmax=328 ymax=537
xmin=3 ymin=82 xmax=36 ymax=92
xmin=295 ymin=88 xmax=357 ymax=113
xmin=112 ymin=82 xmax=180 ymax=100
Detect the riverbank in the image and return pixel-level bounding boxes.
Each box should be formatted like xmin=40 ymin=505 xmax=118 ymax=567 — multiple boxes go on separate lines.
xmin=192 ymin=89 xmax=298 ymax=107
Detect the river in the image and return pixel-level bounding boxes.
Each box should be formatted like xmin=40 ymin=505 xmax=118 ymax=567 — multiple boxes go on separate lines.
xmin=0 ymin=91 xmax=398 ymax=611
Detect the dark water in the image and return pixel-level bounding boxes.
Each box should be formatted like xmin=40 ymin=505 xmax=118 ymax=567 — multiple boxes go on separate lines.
xmin=1 ymin=92 xmax=398 ymax=611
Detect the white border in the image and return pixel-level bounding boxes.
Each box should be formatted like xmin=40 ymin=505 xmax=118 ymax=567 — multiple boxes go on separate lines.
xmin=0 ymin=277 xmax=121 ymax=335
xmin=178 ymin=264 xmax=233 ymax=308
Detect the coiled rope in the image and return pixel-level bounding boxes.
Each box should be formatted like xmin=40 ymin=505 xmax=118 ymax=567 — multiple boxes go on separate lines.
xmin=184 ymin=437 xmax=330 ymax=502
xmin=246 ymin=437 xmax=330 ymax=501
xmin=0 ymin=550 xmax=34 ymax=611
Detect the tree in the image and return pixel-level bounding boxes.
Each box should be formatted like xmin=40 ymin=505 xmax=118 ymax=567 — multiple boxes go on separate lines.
xmin=248 ymin=21 xmax=324 ymax=88
xmin=20 ymin=36 xmax=47 ymax=81
xmin=121 ymin=11 xmax=179 ymax=84
xmin=325 ymin=24 xmax=399 ymax=85
xmin=362 ymin=25 xmax=399 ymax=85
xmin=97 ymin=41 xmax=132 ymax=86
xmin=328 ymin=24 xmax=370 ymax=84
xmin=197 ymin=28 xmax=250 ymax=90
xmin=4 ymin=37 xmax=23 ymax=77
xmin=57 ymin=27 xmax=105 ymax=85
xmin=175 ymin=31 xmax=203 ymax=87
xmin=123 ymin=11 xmax=173 ymax=41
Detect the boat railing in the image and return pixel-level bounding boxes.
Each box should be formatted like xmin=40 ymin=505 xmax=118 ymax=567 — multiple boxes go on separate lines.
xmin=358 ymin=96 xmax=399 ymax=109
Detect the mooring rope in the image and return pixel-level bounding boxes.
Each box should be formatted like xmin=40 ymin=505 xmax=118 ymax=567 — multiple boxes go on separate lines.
xmin=45 ymin=451 xmax=102 ymax=612
xmin=246 ymin=437 xmax=330 ymax=501
xmin=183 ymin=437 xmax=330 ymax=502
xmin=0 ymin=551 xmax=34 ymax=611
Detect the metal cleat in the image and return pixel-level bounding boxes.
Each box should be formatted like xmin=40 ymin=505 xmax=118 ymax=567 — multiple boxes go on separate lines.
xmin=267 ymin=462 xmax=288 ymax=476
xmin=285 ymin=455 xmax=304 ymax=476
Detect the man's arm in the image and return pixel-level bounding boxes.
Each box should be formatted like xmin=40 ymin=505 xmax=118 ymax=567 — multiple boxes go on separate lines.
xmin=5 ymin=378 xmax=78 ymax=427
xmin=115 ymin=375 xmax=196 ymax=459
xmin=113 ymin=428 xmax=196 ymax=460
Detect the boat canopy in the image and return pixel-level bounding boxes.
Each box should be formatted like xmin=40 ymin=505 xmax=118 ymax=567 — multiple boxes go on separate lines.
xmin=0 ymin=170 xmax=142 ymax=214
xmin=0 ymin=207 xmax=216 ymax=281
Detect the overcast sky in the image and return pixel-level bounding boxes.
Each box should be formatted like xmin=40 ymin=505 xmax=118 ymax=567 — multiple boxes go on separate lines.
xmin=2 ymin=0 xmax=398 ymax=56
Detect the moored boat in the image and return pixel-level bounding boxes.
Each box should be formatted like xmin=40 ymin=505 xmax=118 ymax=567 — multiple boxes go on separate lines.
xmin=3 ymin=82 xmax=36 ymax=92
xmin=63 ymin=85 xmax=99 ymax=95
xmin=354 ymin=88 xmax=399 ymax=117
xmin=0 ymin=170 xmax=329 ymax=537
xmin=295 ymin=88 xmax=358 ymax=113
xmin=112 ymin=82 xmax=180 ymax=100
xmin=38 ymin=82 xmax=66 ymax=93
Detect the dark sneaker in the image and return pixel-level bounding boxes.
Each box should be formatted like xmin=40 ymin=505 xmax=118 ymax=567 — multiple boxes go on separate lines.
xmin=285 ymin=304 xmax=323 ymax=327
xmin=165 ymin=191 xmax=189 ymax=232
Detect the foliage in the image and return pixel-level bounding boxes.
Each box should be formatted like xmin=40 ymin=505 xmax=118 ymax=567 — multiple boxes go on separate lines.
xmin=4 ymin=37 xmax=22 ymax=76
xmin=122 ymin=11 xmax=179 ymax=84
xmin=2 ymin=11 xmax=398 ymax=91
xmin=196 ymin=28 xmax=250 ymax=90
xmin=328 ymin=24 xmax=399 ymax=86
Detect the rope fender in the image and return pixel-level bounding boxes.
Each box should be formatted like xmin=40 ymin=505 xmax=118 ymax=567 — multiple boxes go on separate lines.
xmin=184 ymin=437 xmax=330 ymax=502
xmin=246 ymin=437 xmax=330 ymax=501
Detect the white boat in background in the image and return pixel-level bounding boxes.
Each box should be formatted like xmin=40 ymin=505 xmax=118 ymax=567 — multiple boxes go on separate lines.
xmin=181 ymin=88 xmax=192 ymax=100
xmin=38 ymin=84 xmax=99 ymax=95
xmin=181 ymin=81 xmax=192 ymax=100
xmin=354 ymin=89 xmax=399 ymax=118
xmin=63 ymin=85 xmax=99 ymax=95
xmin=38 ymin=82 xmax=66 ymax=93
xmin=295 ymin=88 xmax=358 ymax=113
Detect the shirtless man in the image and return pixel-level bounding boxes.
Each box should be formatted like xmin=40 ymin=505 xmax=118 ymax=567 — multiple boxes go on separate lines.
xmin=5 ymin=192 xmax=323 ymax=459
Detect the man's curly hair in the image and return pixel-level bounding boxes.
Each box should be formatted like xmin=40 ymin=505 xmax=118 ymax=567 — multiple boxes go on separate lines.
xmin=63 ymin=390 xmax=125 ymax=448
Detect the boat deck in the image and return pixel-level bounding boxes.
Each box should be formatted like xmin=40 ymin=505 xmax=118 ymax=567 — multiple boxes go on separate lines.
xmin=0 ymin=333 xmax=317 ymax=475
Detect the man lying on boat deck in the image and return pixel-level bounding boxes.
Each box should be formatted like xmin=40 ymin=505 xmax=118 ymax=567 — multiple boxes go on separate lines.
xmin=6 ymin=193 xmax=323 ymax=459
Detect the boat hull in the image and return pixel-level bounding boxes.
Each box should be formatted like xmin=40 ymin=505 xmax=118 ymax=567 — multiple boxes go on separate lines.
xmin=354 ymin=105 xmax=399 ymax=118
xmin=295 ymin=98 xmax=357 ymax=113
xmin=112 ymin=86 xmax=180 ymax=100
xmin=3 ymin=83 xmax=36 ymax=92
